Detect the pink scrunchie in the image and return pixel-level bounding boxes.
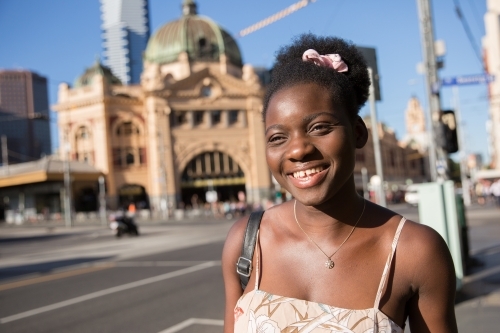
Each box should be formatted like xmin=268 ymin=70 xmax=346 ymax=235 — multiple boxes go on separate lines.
xmin=302 ymin=49 xmax=348 ymax=73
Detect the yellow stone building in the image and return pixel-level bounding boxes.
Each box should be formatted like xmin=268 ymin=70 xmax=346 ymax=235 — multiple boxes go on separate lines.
xmin=53 ymin=1 xmax=270 ymax=213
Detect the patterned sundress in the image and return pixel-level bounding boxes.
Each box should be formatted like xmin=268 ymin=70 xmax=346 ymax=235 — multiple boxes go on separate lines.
xmin=234 ymin=217 xmax=407 ymax=333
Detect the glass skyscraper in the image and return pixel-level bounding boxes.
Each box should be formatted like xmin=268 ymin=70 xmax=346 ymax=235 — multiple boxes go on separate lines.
xmin=100 ymin=0 xmax=151 ymax=85
xmin=0 ymin=70 xmax=51 ymax=163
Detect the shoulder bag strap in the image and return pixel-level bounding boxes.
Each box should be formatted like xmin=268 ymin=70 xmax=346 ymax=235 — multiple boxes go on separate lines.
xmin=236 ymin=210 xmax=264 ymax=290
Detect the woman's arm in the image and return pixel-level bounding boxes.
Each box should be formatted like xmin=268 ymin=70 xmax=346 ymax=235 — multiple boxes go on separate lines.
xmin=221 ymin=217 xmax=248 ymax=333
xmin=406 ymin=224 xmax=458 ymax=332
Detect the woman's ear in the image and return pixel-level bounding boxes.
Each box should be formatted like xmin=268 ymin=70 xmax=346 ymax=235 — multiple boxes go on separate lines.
xmin=354 ymin=116 xmax=368 ymax=148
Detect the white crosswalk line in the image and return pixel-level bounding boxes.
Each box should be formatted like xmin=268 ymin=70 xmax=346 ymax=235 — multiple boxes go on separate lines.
xmin=158 ymin=318 xmax=224 ymax=333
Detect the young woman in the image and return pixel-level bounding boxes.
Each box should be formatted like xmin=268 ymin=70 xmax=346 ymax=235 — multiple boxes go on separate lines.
xmin=222 ymin=34 xmax=458 ymax=332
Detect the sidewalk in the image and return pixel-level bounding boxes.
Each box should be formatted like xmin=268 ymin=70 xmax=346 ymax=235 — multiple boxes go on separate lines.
xmin=455 ymin=202 xmax=500 ymax=332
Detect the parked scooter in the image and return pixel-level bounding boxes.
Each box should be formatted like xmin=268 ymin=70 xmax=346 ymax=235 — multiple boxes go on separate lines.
xmin=109 ymin=213 xmax=139 ymax=237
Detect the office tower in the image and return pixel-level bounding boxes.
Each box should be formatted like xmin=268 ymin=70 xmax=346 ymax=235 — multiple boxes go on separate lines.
xmin=100 ymin=0 xmax=151 ymax=85
xmin=0 ymin=70 xmax=51 ymax=164
xmin=484 ymin=0 xmax=500 ymax=169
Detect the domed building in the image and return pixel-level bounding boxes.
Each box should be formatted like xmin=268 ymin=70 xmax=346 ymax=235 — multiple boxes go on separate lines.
xmin=53 ymin=0 xmax=270 ymax=215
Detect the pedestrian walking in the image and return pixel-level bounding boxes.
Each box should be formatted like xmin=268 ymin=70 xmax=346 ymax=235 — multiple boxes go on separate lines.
xmin=222 ymin=33 xmax=457 ymax=332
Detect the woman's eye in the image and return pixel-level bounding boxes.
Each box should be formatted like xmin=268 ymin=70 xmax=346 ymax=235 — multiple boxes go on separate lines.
xmin=268 ymin=135 xmax=285 ymax=144
xmin=310 ymin=124 xmax=331 ymax=132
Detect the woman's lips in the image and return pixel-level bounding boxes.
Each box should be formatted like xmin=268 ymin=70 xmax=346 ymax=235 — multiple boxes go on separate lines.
xmin=288 ymin=166 xmax=329 ymax=189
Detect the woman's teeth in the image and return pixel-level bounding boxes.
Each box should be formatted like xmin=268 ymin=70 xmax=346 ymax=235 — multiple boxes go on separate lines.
xmin=293 ymin=167 xmax=324 ymax=179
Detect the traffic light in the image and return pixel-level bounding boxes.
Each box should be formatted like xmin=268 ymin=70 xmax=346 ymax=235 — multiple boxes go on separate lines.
xmin=440 ymin=110 xmax=459 ymax=154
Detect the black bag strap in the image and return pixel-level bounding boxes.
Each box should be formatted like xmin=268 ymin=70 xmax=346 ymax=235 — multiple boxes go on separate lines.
xmin=236 ymin=210 xmax=264 ymax=290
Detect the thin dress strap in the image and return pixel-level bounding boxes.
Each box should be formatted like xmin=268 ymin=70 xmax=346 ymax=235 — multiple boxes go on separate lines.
xmin=373 ymin=217 xmax=407 ymax=309
xmin=254 ymin=230 xmax=260 ymax=290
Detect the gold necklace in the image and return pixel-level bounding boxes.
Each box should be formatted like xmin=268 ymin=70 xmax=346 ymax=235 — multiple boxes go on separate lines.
xmin=293 ymin=198 xmax=366 ymax=269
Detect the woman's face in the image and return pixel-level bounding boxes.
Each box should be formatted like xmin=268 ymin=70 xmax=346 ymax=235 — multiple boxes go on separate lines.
xmin=265 ymin=82 xmax=366 ymax=206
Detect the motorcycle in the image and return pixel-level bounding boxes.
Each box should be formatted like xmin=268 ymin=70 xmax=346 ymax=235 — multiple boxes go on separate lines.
xmin=109 ymin=214 xmax=140 ymax=237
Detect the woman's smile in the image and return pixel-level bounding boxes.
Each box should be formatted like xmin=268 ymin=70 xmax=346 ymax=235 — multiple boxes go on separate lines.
xmin=287 ymin=165 xmax=330 ymax=189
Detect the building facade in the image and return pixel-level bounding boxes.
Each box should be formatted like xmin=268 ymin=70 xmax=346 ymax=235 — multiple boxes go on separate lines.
xmin=100 ymin=0 xmax=150 ymax=84
xmin=354 ymin=115 xmax=428 ymax=196
xmin=0 ymin=70 xmax=51 ymax=164
xmin=484 ymin=0 xmax=500 ymax=169
xmin=55 ymin=1 xmax=270 ymax=213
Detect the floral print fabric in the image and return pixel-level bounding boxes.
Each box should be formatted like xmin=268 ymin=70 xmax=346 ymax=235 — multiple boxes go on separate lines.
xmin=234 ymin=217 xmax=407 ymax=333
xmin=234 ymin=290 xmax=403 ymax=332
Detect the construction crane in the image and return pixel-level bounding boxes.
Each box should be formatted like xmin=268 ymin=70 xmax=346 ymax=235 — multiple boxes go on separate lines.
xmin=237 ymin=0 xmax=318 ymax=38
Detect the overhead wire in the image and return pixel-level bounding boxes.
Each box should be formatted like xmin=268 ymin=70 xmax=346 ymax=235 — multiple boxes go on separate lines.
xmin=237 ymin=0 xmax=319 ymax=38
xmin=465 ymin=0 xmax=485 ymax=35
xmin=321 ymin=0 xmax=346 ymax=35
xmin=451 ymin=0 xmax=485 ymax=72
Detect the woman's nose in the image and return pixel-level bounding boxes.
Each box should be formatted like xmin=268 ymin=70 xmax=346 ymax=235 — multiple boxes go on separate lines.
xmin=286 ymin=135 xmax=315 ymax=160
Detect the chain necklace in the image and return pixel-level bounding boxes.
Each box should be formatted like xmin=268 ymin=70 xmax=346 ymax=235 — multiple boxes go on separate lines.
xmin=293 ymin=198 xmax=366 ymax=269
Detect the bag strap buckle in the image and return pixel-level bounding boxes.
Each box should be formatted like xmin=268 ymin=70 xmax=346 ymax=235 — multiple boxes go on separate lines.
xmin=236 ymin=257 xmax=252 ymax=277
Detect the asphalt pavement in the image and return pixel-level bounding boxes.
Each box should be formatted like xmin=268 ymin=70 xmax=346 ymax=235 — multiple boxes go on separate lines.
xmin=0 ymin=202 xmax=498 ymax=332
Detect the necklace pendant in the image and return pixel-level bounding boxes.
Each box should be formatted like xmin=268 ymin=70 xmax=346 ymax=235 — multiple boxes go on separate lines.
xmin=325 ymin=259 xmax=334 ymax=269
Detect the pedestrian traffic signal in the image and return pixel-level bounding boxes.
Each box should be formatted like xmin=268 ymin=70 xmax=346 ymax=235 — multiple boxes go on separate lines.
xmin=440 ymin=110 xmax=459 ymax=154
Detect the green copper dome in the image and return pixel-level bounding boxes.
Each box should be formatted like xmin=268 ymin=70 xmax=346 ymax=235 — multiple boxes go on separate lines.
xmin=74 ymin=59 xmax=121 ymax=88
xmin=144 ymin=0 xmax=243 ymax=67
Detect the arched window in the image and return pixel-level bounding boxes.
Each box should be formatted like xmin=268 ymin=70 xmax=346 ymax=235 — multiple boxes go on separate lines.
xmin=76 ymin=126 xmax=90 ymax=139
xmin=182 ymin=151 xmax=244 ymax=181
xmin=74 ymin=126 xmax=93 ymax=164
xmin=116 ymin=121 xmax=140 ymax=136
xmin=112 ymin=119 xmax=146 ymax=168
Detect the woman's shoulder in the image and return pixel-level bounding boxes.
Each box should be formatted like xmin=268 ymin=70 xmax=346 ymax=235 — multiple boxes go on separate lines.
xmin=393 ymin=216 xmax=455 ymax=286
xmin=368 ymin=203 xmax=447 ymax=252
xmin=398 ymin=218 xmax=449 ymax=253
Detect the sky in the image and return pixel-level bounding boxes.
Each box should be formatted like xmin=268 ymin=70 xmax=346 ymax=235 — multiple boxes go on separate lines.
xmin=0 ymin=0 xmax=491 ymax=163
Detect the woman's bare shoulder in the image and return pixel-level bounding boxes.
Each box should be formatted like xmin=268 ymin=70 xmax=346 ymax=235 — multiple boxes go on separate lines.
xmin=399 ymin=219 xmax=449 ymax=254
xmin=397 ymin=218 xmax=456 ymax=288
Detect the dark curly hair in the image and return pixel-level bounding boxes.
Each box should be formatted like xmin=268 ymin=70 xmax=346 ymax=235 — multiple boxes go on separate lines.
xmin=263 ymin=33 xmax=370 ymax=121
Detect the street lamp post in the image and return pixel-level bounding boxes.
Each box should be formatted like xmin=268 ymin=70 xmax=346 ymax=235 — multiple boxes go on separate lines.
xmin=368 ymin=68 xmax=387 ymax=207
xmin=416 ymin=0 xmax=447 ymax=181
xmin=98 ymin=175 xmax=107 ymax=226
xmin=63 ymin=129 xmax=72 ymax=227
xmin=1 ymin=135 xmax=8 ymax=175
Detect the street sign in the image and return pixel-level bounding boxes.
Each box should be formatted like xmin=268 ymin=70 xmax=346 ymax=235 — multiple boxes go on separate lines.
xmin=441 ymin=74 xmax=495 ymax=87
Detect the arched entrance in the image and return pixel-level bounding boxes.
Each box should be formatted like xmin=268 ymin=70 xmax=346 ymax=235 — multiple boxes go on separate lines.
xmin=180 ymin=151 xmax=246 ymax=207
xmin=118 ymin=184 xmax=150 ymax=210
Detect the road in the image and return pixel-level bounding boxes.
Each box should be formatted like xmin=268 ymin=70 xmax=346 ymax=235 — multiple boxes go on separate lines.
xmin=0 ymin=204 xmax=498 ymax=332
xmin=0 ymin=220 xmax=233 ymax=333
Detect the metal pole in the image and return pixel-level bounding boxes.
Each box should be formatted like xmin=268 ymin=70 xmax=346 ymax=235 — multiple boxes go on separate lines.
xmin=368 ymin=68 xmax=387 ymax=207
xmin=453 ymin=86 xmax=472 ymax=206
xmin=361 ymin=167 xmax=370 ymax=200
xmin=158 ymin=119 xmax=168 ymax=220
xmin=98 ymin=175 xmax=107 ymax=226
xmin=63 ymin=131 xmax=72 ymax=227
xmin=1 ymin=135 xmax=8 ymax=175
xmin=416 ymin=0 xmax=446 ymax=182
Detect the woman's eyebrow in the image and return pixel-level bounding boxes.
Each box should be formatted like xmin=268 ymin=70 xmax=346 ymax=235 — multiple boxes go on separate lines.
xmin=265 ymin=124 xmax=285 ymax=135
xmin=302 ymin=112 xmax=340 ymax=123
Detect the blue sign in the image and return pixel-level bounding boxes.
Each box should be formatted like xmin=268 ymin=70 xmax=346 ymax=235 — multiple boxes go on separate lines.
xmin=441 ymin=74 xmax=495 ymax=86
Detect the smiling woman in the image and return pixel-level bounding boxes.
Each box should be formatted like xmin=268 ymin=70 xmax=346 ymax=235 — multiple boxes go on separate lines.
xmin=222 ymin=33 xmax=458 ymax=333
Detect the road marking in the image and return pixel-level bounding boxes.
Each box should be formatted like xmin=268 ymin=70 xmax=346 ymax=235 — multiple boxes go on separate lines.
xmin=158 ymin=318 xmax=224 ymax=333
xmin=463 ymin=264 xmax=500 ymax=284
xmin=0 ymin=261 xmax=217 ymax=324
xmin=113 ymin=261 xmax=222 ymax=267
xmin=0 ymin=264 xmax=115 ymax=292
